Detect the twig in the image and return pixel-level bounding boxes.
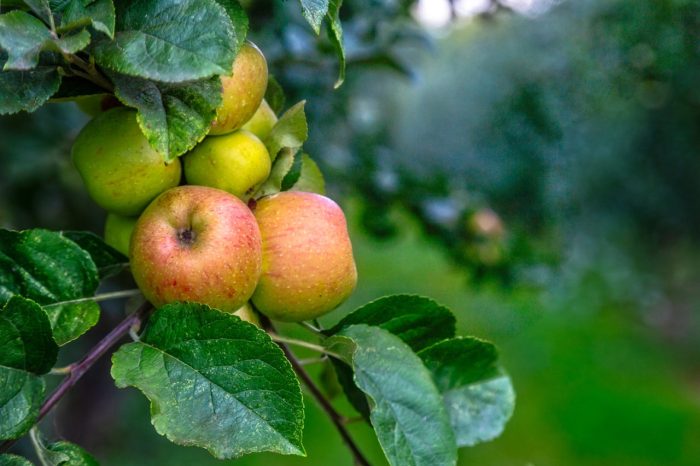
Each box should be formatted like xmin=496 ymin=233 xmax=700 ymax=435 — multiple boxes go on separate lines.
xmin=267 ymin=333 xmax=342 ymax=360
xmin=262 ymin=317 xmax=372 ymax=466
xmin=0 ymin=302 xmax=153 ymax=453
xmin=43 ymin=289 xmax=141 ymax=308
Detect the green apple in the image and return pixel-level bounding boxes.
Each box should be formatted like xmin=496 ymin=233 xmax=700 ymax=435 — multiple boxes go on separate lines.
xmin=209 ymin=42 xmax=268 ymax=136
xmin=183 ymin=130 xmax=271 ymax=200
xmin=233 ymin=302 xmax=261 ymax=327
xmin=130 ymin=185 xmax=262 ymax=313
xmin=252 ymin=191 xmax=357 ymax=322
xmin=104 ymin=213 xmax=138 ymax=256
xmin=72 ymin=108 xmax=181 ymax=216
xmin=75 ymin=95 xmax=121 ymax=117
xmin=241 ymin=99 xmax=278 ymax=140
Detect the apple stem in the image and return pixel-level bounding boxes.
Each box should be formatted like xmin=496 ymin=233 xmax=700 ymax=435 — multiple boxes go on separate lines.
xmin=262 ymin=316 xmax=372 ymax=466
xmin=0 ymin=301 xmax=153 ymax=454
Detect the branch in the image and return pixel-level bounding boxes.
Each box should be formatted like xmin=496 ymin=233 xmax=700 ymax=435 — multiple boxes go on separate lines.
xmin=261 ymin=316 xmax=371 ymax=466
xmin=0 ymin=301 xmax=153 ymax=453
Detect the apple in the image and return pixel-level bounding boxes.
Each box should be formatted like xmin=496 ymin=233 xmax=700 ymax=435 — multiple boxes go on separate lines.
xmin=72 ymin=108 xmax=181 ymax=216
xmin=209 ymin=42 xmax=268 ymax=136
xmin=104 ymin=213 xmax=138 ymax=256
xmin=252 ymin=191 xmax=357 ymax=322
xmin=241 ymin=99 xmax=278 ymax=140
xmin=130 ymin=185 xmax=262 ymax=313
xmin=232 ymin=302 xmax=261 ymax=327
xmin=183 ymin=130 xmax=271 ymax=200
xmin=75 ymin=94 xmax=121 ymax=116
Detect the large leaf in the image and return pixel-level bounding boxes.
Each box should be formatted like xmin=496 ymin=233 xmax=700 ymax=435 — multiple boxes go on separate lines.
xmin=326 ymin=325 xmax=457 ymax=466
xmin=93 ymin=0 xmax=238 ymax=82
xmin=62 ymin=231 xmax=128 ymax=280
xmin=0 ymin=296 xmax=58 ymax=440
xmin=56 ymin=0 xmax=116 ymax=38
xmin=111 ymin=73 xmax=222 ymax=161
xmin=327 ymin=295 xmax=456 ymax=352
xmin=0 ymin=66 xmax=60 ymax=114
xmin=0 ymin=455 xmax=34 ymax=466
xmin=419 ymin=338 xmax=515 ymax=447
xmin=0 ymin=229 xmax=101 ymax=345
xmin=0 ymin=10 xmax=51 ymax=70
xmin=212 ymin=0 xmax=248 ymax=53
xmin=111 ymin=303 xmax=305 ymax=459
xmin=326 ymin=0 xmax=345 ymax=88
xmin=298 ymin=0 xmax=329 ymax=34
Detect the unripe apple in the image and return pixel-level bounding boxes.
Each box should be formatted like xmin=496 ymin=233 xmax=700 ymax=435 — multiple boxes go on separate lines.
xmin=209 ymin=42 xmax=268 ymax=136
xmin=72 ymin=108 xmax=181 ymax=216
xmin=75 ymin=94 xmax=121 ymax=116
xmin=183 ymin=130 xmax=271 ymax=200
xmin=252 ymin=192 xmax=357 ymax=322
xmin=233 ymin=302 xmax=261 ymax=327
xmin=130 ymin=186 xmax=262 ymax=313
xmin=241 ymin=99 xmax=278 ymax=140
xmin=104 ymin=213 xmax=138 ymax=256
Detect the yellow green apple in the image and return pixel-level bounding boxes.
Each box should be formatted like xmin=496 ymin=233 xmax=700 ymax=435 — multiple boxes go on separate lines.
xmin=232 ymin=302 xmax=261 ymax=327
xmin=130 ymin=185 xmax=262 ymax=313
xmin=183 ymin=130 xmax=271 ymax=200
xmin=71 ymin=107 xmax=181 ymax=216
xmin=104 ymin=213 xmax=138 ymax=256
xmin=209 ymin=42 xmax=268 ymax=136
xmin=252 ymin=191 xmax=357 ymax=322
xmin=241 ymin=99 xmax=278 ymax=140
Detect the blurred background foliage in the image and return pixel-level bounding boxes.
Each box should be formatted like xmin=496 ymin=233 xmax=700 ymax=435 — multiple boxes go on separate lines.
xmin=1 ymin=0 xmax=699 ymax=464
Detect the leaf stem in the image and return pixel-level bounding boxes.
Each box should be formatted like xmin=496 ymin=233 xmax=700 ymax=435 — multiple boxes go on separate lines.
xmin=262 ymin=317 xmax=372 ymax=466
xmin=29 ymin=427 xmax=51 ymax=466
xmin=43 ymin=289 xmax=142 ymax=308
xmin=268 ymin=333 xmax=342 ymax=360
xmin=0 ymin=302 xmax=153 ymax=454
xmin=298 ymin=321 xmax=323 ymax=334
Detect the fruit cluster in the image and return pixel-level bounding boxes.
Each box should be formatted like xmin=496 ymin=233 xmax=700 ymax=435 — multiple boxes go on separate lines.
xmin=71 ymin=43 xmax=357 ymax=324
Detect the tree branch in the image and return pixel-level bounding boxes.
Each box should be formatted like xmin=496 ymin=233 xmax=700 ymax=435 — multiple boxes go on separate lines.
xmin=0 ymin=302 xmax=153 ymax=453
xmin=261 ymin=316 xmax=372 ymax=466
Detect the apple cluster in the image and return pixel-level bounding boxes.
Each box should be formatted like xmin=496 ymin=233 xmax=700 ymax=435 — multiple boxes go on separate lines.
xmin=71 ymin=42 xmax=357 ymax=324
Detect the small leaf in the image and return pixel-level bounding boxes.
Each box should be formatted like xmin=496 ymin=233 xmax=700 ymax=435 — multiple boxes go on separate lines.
xmin=0 ymin=66 xmax=60 ymax=114
xmin=419 ymin=338 xmax=515 ymax=447
xmin=111 ymin=302 xmax=305 ymax=459
xmin=265 ymin=75 xmax=285 ymax=115
xmin=0 ymin=296 xmax=58 ymax=440
xmin=254 ymin=148 xmax=296 ymax=198
xmin=327 ymin=295 xmax=456 ymax=352
xmin=264 ymin=101 xmax=308 ymax=162
xmin=288 ymin=153 xmax=325 ymax=194
xmin=52 ymin=29 xmax=91 ymax=54
xmin=0 ymin=454 xmax=34 ymax=466
xmin=46 ymin=441 xmax=99 ymax=466
xmin=111 ymin=73 xmax=222 ymax=161
xmin=57 ymin=0 xmax=116 ymax=38
xmin=280 ymin=152 xmax=303 ymax=191
xmin=0 ymin=10 xmax=52 ymax=70
xmin=62 ymin=231 xmax=128 ymax=279
xmin=93 ymin=0 xmax=237 ymax=82
xmin=0 ymin=229 xmax=101 ymax=345
xmin=326 ymin=0 xmax=345 ymax=88
xmin=326 ymin=325 xmax=457 ymax=466
xmin=298 ymin=0 xmax=329 ymax=34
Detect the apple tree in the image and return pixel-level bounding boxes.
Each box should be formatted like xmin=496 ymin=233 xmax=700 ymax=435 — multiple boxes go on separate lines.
xmin=0 ymin=1 xmax=514 ymax=465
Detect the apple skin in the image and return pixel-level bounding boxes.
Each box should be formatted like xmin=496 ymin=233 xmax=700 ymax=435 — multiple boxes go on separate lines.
xmin=72 ymin=107 xmax=182 ymax=216
xmin=183 ymin=130 xmax=271 ymax=200
xmin=104 ymin=213 xmax=138 ymax=256
xmin=232 ymin=302 xmax=261 ymax=327
xmin=209 ymin=42 xmax=268 ymax=136
xmin=241 ymin=99 xmax=278 ymax=140
xmin=252 ymin=191 xmax=357 ymax=322
xmin=130 ymin=185 xmax=262 ymax=313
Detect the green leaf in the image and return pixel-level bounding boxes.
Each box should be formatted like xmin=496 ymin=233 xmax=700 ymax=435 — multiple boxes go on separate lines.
xmin=326 ymin=325 xmax=457 ymax=466
xmin=326 ymin=0 xmax=345 ymax=88
xmin=0 ymin=296 xmax=58 ymax=440
xmin=0 ymin=66 xmax=60 ymax=114
xmin=52 ymin=29 xmax=91 ymax=53
xmin=111 ymin=302 xmax=305 ymax=459
xmin=62 ymin=231 xmax=128 ymax=280
xmin=327 ymin=295 xmax=456 ymax=352
xmin=23 ymin=0 xmax=53 ymax=24
xmin=57 ymin=0 xmax=116 ymax=38
xmin=0 ymin=10 xmax=52 ymax=70
xmin=254 ymin=148 xmax=296 ymax=198
xmin=288 ymin=153 xmax=325 ymax=194
xmin=280 ymin=152 xmax=303 ymax=191
xmin=50 ymin=76 xmax=105 ymax=100
xmin=263 ymin=101 xmax=308 ymax=162
xmin=46 ymin=441 xmax=99 ymax=466
xmin=419 ymin=338 xmax=515 ymax=447
xmin=265 ymin=75 xmax=285 ymax=115
xmin=93 ymin=0 xmax=237 ymax=82
xmin=298 ymin=0 xmax=329 ymax=34
xmin=0 ymin=229 xmax=101 ymax=345
xmin=0 ymin=454 xmax=34 ymax=466
xmin=111 ymin=73 xmax=222 ymax=161
xmin=212 ymin=0 xmax=248 ymax=54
